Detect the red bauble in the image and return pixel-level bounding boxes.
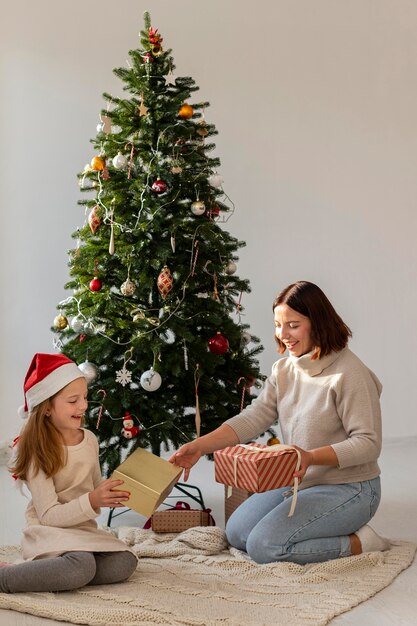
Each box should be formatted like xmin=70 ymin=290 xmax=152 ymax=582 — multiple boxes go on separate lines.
xmin=89 ymin=277 xmax=102 ymax=292
xmin=208 ymin=332 xmax=229 ymax=355
xmin=151 ymin=179 xmax=168 ymax=194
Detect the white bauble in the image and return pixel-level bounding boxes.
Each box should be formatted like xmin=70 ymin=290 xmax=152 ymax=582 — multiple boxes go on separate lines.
xmin=70 ymin=316 xmax=84 ymax=333
xmin=78 ymin=361 xmax=98 ymax=385
xmin=140 ymin=368 xmax=162 ymax=392
xmin=112 ymin=152 xmax=128 ymax=169
xmin=208 ymin=173 xmax=224 ymax=188
xmin=241 ymin=331 xmax=252 ymax=346
xmin=191 ymin=201 xmax=205 ymax=216
xmin=225 ymin=260 xmax=237 ymax=275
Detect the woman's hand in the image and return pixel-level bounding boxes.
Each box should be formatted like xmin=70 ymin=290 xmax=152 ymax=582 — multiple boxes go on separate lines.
xmin=289 ymin=444 xmax=314 ymax=483
xmin=89 ymin=479 xmax=130 ymax=510
xmin=169 ymin=441 xmax=203 ymax=481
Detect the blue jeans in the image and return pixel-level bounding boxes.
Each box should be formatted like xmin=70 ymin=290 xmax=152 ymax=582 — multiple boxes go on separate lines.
xmin=225 ymin=477 xmax=381 ymax=565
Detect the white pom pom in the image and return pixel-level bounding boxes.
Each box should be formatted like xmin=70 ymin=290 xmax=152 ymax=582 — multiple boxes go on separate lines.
xmin=18 ymin=405 xmax=28 ymax=420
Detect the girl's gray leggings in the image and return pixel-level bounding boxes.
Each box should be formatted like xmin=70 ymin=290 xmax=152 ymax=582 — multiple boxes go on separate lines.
xmin=0 ymin=550 xmax=137 ymax=593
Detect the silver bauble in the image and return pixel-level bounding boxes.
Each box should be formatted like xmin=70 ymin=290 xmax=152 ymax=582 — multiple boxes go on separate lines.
xmin=83 ymin=319 xmax=96 ymax=335
xmin=78 ymin=361 xmax=98 ymax=385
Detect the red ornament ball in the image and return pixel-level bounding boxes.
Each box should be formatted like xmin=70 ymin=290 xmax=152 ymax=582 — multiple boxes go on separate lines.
xmin=151 ymin=179 xmax=168 ymax=194
xmin=89 ymin=277 xmax=102 ymax=292
xmin=208 ymin=332 xmax=229 ymax=355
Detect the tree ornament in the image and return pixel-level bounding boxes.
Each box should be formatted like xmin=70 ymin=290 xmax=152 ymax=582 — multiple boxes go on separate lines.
xmin=208 ymin=332 xmax=229 ymax=355
xmin=191 ymin=200 xmax=205 ymax=216
xmin=178 ymin=104 xmax=193 ymax=119
xmin=112 ymin=152 xmax=128 ymax=169
xmin=225 ymin=260 xmax=237 ymax=275
xmin=90 ymin=156 xmax=105 ymax=171
xmin=83 ymin=319 xmax=96 ymax=335
xmin=70 ymin=316 xmax=84 ymax=333
xmin=140 ymin=367 xmax=162 ymax=392
xmin=89 ymin=277 xmax=102 ymax=292
xmin=97 ymin=114 xmax=112 ymax=134
xmin=196 ymin=122 xmax=209 ymax=137
xmin=120 ymin=278 xmax=136 ymax=296
xmin=241 ymin=331 xmax=252 ymax=346
xmin=88 ymin=205 xmax=101 ymax=234
xmin=157 ymin=265 xmax=173 ymax=299
xmin=143 ymin=52 xmax=154 ymax=63
xmin=151 ymin=179 xmax=168 ymax=194
xmin=115 ymin=364 xmax=133 ymax=387
xmin=138 ymin=93 xmax=148 ymax=117
xmin=121 ymin=411 xmax=140 ymax=439
xmin=53 ymin=314 xmax=68 ymax=330
xmin=171 ymin=163 xmax=182 ymax=174
xmin=78 ymin=360 xmax=99 ymax=385
xmin=267 ymin=436 xmax=281 ymax=446
xmin=208 ymin=173 xmax=224 ymax=188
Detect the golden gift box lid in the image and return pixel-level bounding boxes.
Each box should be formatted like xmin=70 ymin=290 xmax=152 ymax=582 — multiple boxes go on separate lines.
xmin=111 ymin=447 xmax=183 ymax=518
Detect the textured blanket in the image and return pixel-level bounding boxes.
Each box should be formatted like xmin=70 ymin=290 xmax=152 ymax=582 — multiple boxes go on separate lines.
xmin=0 ymin=527 xmax=415 ymax=626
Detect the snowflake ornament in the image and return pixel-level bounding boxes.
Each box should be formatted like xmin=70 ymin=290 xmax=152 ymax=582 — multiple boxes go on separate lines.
xmin=115 ymin=365 xmax=133 ymax=387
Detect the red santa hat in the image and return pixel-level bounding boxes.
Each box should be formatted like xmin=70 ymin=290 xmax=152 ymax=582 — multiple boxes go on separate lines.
xmin=19 ymin=353 xmax=85 ymax=419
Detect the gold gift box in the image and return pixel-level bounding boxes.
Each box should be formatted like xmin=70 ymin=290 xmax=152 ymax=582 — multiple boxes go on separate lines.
xmin=111 ymin=447 xmax=183 ymax=517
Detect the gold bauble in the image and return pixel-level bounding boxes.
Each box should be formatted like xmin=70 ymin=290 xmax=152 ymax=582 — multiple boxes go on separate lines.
xmin=267 ymin=436 xmax=281 ymax=446
xmin=178 ymin=104 xmax=193 ymax=120
xmin=91 ymin=156 xmax=105 ymax=171
xmin=53 ymin=314 xmax=68 ymax=330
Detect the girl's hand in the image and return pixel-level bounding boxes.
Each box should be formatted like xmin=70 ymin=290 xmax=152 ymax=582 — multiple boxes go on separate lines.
xmin=169 ymin=441 xmax=202 ymax=481
xmin=289 ymin=444 xmax=314 ymax=484
xmin=89 ymin=479 xmax=130 ymax=510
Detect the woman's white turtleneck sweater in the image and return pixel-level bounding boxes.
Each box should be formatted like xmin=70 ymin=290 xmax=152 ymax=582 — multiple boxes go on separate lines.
xmin=224 ymin=347 xmax=382 ymax=489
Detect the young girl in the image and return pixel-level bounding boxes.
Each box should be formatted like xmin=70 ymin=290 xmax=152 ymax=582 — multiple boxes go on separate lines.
xmin=0 ymin=352 xmax=138 ymax=593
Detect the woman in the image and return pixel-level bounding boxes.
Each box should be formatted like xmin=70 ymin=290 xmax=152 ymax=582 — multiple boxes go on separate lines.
xmin=171 ymin=281 xmax=389 ymax=564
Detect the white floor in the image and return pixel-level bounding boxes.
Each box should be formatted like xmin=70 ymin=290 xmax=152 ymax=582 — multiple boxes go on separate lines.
xmin=0 ymin=437 xmax=416 ymax=625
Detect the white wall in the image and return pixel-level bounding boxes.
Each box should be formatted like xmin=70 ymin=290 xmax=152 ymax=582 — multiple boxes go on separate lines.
xmin=1 ymin=0 xmax=416 ymax=442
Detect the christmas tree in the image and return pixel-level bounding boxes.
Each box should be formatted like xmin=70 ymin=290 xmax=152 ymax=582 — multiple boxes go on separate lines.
xmin=53 ymin=12 xmax=268 ymax=476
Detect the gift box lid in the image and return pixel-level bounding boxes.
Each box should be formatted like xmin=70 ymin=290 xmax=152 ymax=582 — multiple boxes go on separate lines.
xmin=111 ymin=447 xmax=182 ymax=517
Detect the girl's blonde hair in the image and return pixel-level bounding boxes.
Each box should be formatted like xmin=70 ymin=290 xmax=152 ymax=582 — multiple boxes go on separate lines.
xmin=11 ymin=397 xmax=67 ymax=480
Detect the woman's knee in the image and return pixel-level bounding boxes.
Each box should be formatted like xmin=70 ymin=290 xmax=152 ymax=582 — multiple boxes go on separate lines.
xmin=225 ymin=516 xmax=247 ymax=551
xmin=246 ymin=531 xmax=283 ymax=564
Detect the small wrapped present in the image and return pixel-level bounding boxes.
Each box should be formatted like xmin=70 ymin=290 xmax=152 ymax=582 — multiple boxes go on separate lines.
xmin=224 ymin=486 xmax=253 ymax=523
xmin=214 ymin=443 xmax=301 ymax=516
xmin=149 ymin=501 xmax=216 ymax=533
xmin=111 ymin=447 xmax=182 ymax=518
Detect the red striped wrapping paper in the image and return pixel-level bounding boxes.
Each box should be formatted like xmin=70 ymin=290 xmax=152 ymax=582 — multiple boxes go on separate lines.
xmin=214 ymin=443 xmax=300 ymax=493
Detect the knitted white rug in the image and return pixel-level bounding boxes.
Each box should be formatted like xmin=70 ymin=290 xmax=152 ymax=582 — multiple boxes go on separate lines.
xmin=0 ymin=527 xmax=415 ymax=626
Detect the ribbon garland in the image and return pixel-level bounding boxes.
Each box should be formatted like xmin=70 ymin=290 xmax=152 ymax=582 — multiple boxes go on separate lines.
xmin=228 ymin=444 xmax=302 ymax=517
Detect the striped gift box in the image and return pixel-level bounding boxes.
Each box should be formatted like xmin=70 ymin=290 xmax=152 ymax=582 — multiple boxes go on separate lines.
xmin=214 ymin=443 xmax=300 ymax=493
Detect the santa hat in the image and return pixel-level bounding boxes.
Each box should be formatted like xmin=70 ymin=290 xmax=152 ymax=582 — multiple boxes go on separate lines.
xmin=19 ymin=353 xmax=85 ymax=419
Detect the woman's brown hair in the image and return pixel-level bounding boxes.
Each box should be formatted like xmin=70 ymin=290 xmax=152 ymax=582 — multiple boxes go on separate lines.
xmin=11 ymin=398 xmax=67 ymax=481
xmin=272 ymin=281 xmax=352 ymax=360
